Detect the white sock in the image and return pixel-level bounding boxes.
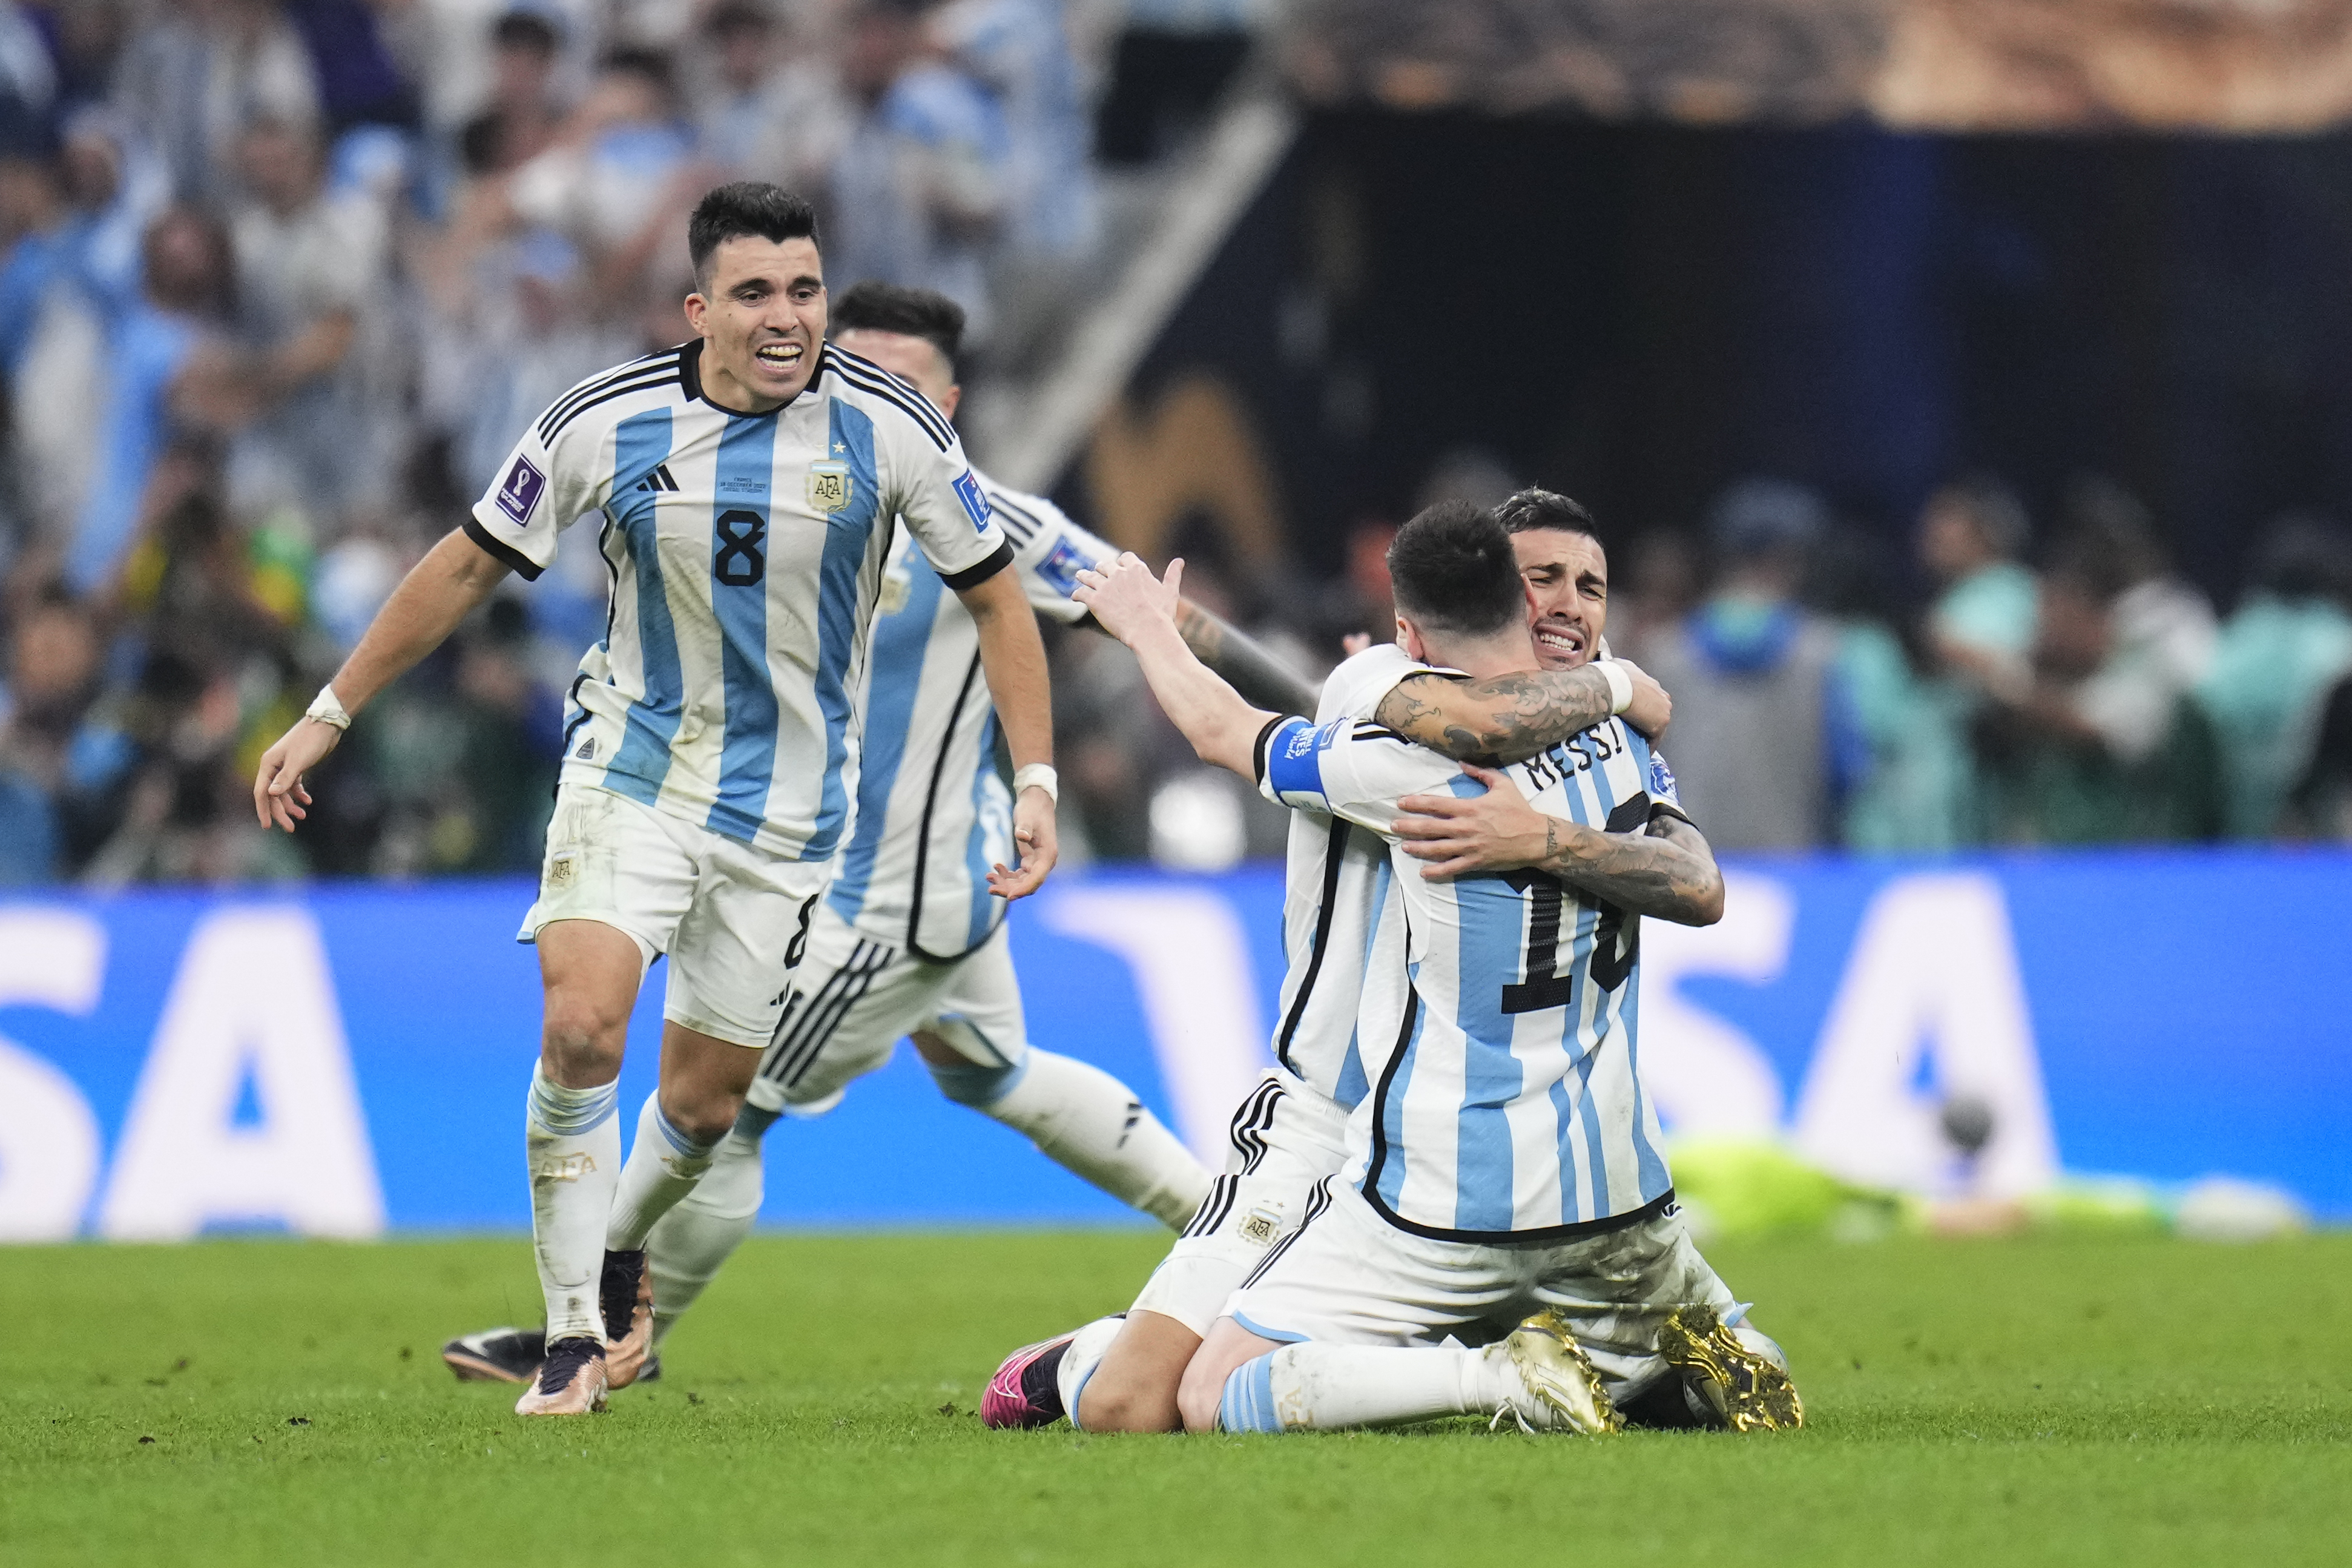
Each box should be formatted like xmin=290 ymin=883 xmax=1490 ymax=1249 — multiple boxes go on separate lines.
xmin=943 ymin=1050 xmax=1211 ymax=1228
xmin=605 ymin=1093 xmax=723 ymax=1252
xmin=1219 ymin=1343 xmax=1509 ymax=1432
xmin=525 ymin=1065 xmax=622 ymax=1343
xmin=645 ymin=1107 xmax=772 ymax=1345
xmin=1055 ymin=1314 xmax=1128 ymax=1429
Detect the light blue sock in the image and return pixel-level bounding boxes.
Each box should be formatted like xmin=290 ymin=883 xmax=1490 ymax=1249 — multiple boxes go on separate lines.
xmin=1217 ymin=1353 xmax=1285 ymax=1434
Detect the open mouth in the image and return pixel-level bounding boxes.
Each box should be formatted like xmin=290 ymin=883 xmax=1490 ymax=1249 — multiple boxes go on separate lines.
xmin=1533 ymin=621 xmax=1587 ymax=660
xmin=753 ymin=341 xmax=804 ymax=374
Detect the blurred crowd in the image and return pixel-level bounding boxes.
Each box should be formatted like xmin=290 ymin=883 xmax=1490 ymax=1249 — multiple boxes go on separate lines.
xmin=0 ymin=0 xmax=1268 ymax=886
xmin=1051 ymin=460 xmax=2352 ymax=870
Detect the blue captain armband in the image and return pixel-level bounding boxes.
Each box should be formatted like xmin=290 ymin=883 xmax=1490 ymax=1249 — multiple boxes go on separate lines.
xmin=1257 ymin=715 xmax=1331 ymax=808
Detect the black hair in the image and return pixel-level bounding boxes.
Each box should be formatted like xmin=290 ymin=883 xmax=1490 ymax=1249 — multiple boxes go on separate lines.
xmin=705 ymin=1 xmax=775 ymax=36
xmin=830 ymin=281 xmax=965 ymax=373
xmin=491 ymin=10 xmax=561 ymax=54
xmin=688 ymin=182 xmax=820 ymax=289
xmin=1496 ymin=486 xmax=1599 ymax=542
xmin=598 ymin=47 xmax=677 ymax=99
xmin=1386 ymin=501 xmax=1523 ymax=638
xmin=1933 ymin=473 xmax=2029 ymax=558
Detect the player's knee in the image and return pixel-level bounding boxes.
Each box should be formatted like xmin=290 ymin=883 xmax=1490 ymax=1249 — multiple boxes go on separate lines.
xmin=657 ymin=1086 xmax=742 ymax=1147
xmin=540 ymin=998 xmax=627 ymax=1082
xmin=928 ymin=1056 xmax=1020 ymax=1107
xmin=1075 ymin=1370 xmax=1181 ymax=1434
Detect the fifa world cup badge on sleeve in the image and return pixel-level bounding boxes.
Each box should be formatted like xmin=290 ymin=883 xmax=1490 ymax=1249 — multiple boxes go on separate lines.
xmin=497 ymin=456 xmax=547 ymax=523
xmin=952 ymin=469 xmax=990 ymax=528
xmin=808 ymin=461 xmax=852 ymax=513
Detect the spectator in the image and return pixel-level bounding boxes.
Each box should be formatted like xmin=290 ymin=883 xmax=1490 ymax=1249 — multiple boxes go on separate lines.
xmin=1919 ymin=473 xmax=2038 ymax=694
xmin=284 ymin=0 xmax=422 ymax=135
xmin=2288 ymin=670 xmax=2352 ymax=839
xmin=454 ymin=8 xmax=568 ymax=176
xmin=0 ymin=587 xmax=97 ymax=881
xmin=506 ymin=47 xmax=709 ymax=332
xmin=1821 ymin=524 xmax=1974 ymax=853
xmin=225 ymin=111 xmax=388 ymax=529
xmin=66 ymin=207 xmax=252 ymax=597
xmin=1975 ymin=519 xmax=2222 ymax=845
xmin=696 ymin=1 xmax=849 ymax=194
xmin=1637 ymin=479 xmax=1858 ymax=850
xmin=2062 ymin=477 xmax=2218 ymax=779
xmin=934 ymin=0 xmax=1093 ymax=259
xmin=830 ymin=0 xmax=1005 ymax=340
xmin=2198 ymin=514 xmax=2352 ymax=837
xmin=113 ymin=0 xmax=320 ymax=207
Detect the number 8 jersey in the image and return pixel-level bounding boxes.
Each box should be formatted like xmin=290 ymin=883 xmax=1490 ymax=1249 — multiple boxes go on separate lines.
xmin=1256 ymin=709 xmax=1692 ymax=1242
xmin=466 ymin=340 xmax=1012 ymax=863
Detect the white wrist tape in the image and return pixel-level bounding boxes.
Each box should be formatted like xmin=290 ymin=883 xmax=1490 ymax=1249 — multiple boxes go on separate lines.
xmin=1012 ymin=763 xmax=1059 ymax=803
xmin=1596 ymin=659 xmax=1633 ymax=716
xmin=305 ymin=684 xmax=352 ymax=731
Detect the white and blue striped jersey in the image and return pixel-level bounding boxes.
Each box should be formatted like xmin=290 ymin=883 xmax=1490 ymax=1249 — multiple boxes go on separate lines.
xmin=467 ymin=340 xmax=1011 ymax=861
xmin=1257 ymin=706 xmax=1692 ymax=1242
xmin=825 ymin=476 xmax=1112 ymax=958
xmin=1262 ymin=644 xmax=1437 ymax=1111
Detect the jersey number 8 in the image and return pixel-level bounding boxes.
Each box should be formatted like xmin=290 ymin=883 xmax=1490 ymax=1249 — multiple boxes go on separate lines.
xmin=716 ymin=509 xmax=767 ymax=586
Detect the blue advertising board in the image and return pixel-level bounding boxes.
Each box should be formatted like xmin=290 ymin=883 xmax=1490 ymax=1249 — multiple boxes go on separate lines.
xmin=0 ymin=849 xmax=2344 ymax=1240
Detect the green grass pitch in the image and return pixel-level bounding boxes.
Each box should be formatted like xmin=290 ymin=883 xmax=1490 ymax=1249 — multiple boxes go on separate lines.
xmin=4 ymin=1230 xmax=2347 ymax=1567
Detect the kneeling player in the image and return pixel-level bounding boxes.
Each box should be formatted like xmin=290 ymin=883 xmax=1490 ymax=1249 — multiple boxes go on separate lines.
xmin=1072 ymin=504 xmax=1800 ymax=1435
xmin=986 ymin=492 xmax=1733 ymax=1432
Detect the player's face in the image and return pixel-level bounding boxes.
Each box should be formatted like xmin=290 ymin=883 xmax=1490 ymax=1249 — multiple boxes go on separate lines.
xmin=685 ymin=236 xmax=827 ymax=412
xmin=1514 ymin=529 xmax=1607 ymax=671
xmin=833 ymin=328 xmax=960 ymax=423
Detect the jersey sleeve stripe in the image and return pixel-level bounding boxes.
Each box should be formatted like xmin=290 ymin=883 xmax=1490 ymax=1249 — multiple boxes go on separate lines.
xmin=823 ymin=348 xmax=957 ymax=450
xmin=461 ymin=516 xmax=544 ymax=580
xmin=539 ymin=366 xmax=684 ymax=443
xmin=825 ymin=344 xmax=957 ymax=445
xmin=535 ymin=351 xmax=681 ymax=441
xmin=986 ymin=492 xmax=1045 ymax=544
xmin=937 ymin=539 xmax=1013 ymax=591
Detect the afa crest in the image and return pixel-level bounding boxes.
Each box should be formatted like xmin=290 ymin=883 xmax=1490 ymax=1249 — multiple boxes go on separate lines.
xmin=808 ymin=461 xmax=852 ymax=513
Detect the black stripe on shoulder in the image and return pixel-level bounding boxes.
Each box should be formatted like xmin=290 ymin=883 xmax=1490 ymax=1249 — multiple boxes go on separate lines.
xmin=937 ymin=539 xmax=1014 ymax=591
xmin=987 ymin=490 xmax=1050 ymax=544
xmin=541 ymin=369 xmax=681 ymax=444
xmin=1349 ymin=722 xmax=1409 ymax=743
xmin=461 ymin=516 xmax=543 ymax=581
xmin=825 ymin=347 xmax=956 ymax=450
xmin=536 ymin=351 xmax=681 ymax=441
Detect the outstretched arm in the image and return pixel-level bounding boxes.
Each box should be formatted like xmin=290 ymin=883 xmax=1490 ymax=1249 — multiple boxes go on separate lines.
xmin=1392 ymin=764 xmax=1724 ymax=925
xmin=1374 ymin=662 xmax=1672 ymax=766
xmin=252 ymin=527 xmax=510 ymax=831
xmin=957 ymin=566 xmax=1058 ymax=901
xmin=1169 ymin=598 xmax=1319 ymax=717
xmin=1075 ymin=555 xmax=1275 ymax=779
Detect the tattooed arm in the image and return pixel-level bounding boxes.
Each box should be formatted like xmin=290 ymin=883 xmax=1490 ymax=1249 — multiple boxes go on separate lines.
xmin=1372 ymin=662 xmax=1672 ymax=766
xmin=1389 ymin=763 xmax=1724 ymax=925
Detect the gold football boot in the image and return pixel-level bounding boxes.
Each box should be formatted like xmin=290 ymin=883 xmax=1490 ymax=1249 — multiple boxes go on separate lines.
xmin=1657 ymin=1305 xmax=1804 ymax=1432
xmin=1497 ymin=1308 xmax=1625 ymax=1434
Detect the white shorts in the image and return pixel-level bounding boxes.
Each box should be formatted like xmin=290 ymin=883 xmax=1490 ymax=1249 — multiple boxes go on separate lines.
xmin=745 ymin=900 xmax=1027 ymax=1113
xmin=1224 ymin=1179 xmax=1736 ymax=1400
xmin=519 ymin=782 xmax=829 ymax=1049
xmin=1128 ymin=1071 xmax=1349 ymax=1337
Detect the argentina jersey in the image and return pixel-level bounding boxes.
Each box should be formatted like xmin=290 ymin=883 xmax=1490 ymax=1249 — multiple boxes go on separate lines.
xmin=1260 ymin=644 xmax=1444 ymax=1112
xmin=825 ymin=476 xmax=1112 ymax=958
xmin=1256 ymin=707 xmax=1692 ymax=1242
xmin=466 ymin=340 xmax=1010 ymax=862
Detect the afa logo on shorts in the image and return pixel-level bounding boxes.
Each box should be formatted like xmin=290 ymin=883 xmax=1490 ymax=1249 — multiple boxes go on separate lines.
xmin=952 ymin=469 xmax=990 ymax=529
xmin=496 ymin=455 xmax=547 ymax=523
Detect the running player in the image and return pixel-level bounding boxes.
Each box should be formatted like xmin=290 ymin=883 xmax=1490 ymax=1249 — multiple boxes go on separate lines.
xmin=253 ymin=185 xmax=1060 ymax=1417
xmin=443 ymin=282 xmax=1316 ymax=1384
xmin=984 ymin=490 xmax=1708 ymax=1433
xmin=1074 ymin=503 xmax=1799 ymax=1435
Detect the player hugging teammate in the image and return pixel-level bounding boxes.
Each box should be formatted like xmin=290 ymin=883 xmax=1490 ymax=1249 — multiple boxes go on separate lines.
xmin=985 ymin=496 xmax=1804 ymax=1437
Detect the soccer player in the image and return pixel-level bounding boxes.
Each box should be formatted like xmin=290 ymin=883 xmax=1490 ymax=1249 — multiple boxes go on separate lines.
xmin=252 ymin=185 xmax=1061 ymax=1417
xmin=444 ymin=281 xmax=1321 ymax=1384
xmin=985 ymin=490 xmax=1710 ymax=1433
xmin=1060 ymin=503 xmax=1801 ymax=1435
